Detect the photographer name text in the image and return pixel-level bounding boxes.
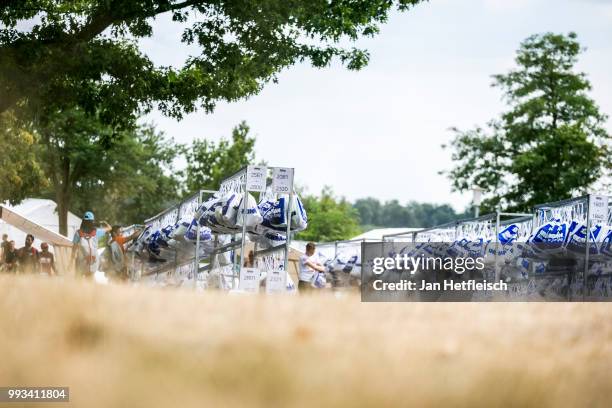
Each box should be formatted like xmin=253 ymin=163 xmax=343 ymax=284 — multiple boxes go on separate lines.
xmin=371 ymin=279 xmax=508 ymax=292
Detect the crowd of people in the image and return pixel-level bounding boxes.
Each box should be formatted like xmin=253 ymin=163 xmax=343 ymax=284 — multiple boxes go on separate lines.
xmin=0 ymin=210 xmax=141 ymax=281
xmin=70 ymin=211 xmax=142 ymax=281
xmin=2 ymin=209 xmax=329 ymax=292
xmin=0 ymin=233 xmax=57 ymax=275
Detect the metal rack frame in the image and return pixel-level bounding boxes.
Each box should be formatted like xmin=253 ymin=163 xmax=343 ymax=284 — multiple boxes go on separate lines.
xmin=135 ymin=189 xmax=216 ymax=287
xmin=209 ymin=165 xmax=296 ymax=290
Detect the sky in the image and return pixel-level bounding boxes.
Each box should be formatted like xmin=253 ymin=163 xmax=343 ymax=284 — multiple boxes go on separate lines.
xmin=139 ymin=0 xmax=612 ymax=210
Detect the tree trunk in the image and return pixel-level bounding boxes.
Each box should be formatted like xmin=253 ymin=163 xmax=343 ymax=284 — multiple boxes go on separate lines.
xmin=57 ymin=196 xmax=69 ymax=237
xmin=56 ymin=156 xmax=72 ymax=237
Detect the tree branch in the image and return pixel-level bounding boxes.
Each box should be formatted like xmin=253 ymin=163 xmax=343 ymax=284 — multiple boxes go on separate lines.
xmin=72 ymin=0 xmax=203 ymax=43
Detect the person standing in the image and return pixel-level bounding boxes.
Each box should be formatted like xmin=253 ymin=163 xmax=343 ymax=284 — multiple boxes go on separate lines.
xmin=298 ymin=242 xmax=327 ymax=292
xmin=1 ymin=233 xmax=9 ymax=265
xmin=4 ymin=240 xmax=18 ymax=273
xmin=71 ymin=211 xmax=111 ymax=278
xmin=108 ymin=228 xmax=127 ymax=280
xmin=18 ymin=234 xmax=39 ymax=274
xmin=110 ymin=225 xmax=142 ymax=253
xmin=38 ymin=242 xmax=57 ymax=276
xmin=243 ymin=250 xmax=256 ymax=268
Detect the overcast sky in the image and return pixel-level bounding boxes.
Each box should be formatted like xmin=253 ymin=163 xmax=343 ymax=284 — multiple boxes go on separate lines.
xmin=140 ymin=0 xmax=612 ymax=210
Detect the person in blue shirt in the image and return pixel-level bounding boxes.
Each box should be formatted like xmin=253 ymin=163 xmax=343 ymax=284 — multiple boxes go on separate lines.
xmin=71 ymin=211 xmax=111 ymax=278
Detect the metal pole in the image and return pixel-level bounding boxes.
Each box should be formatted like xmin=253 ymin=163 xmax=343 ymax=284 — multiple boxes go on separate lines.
xmin=583 ymin=196 xmax=591 ymax=301
xmin=239 ymin=179 xmax=249 ymax=287
xmin=173 ymin=204 xmax=180 ymax=281
xmin=231 ymin=233 xmax=237 ymax=289
xmin=529 ymin=211 xmax=537 ymax=280
xmin=211 ymin=234 xmax=219 ymax=288
xmin=130 ymin=251 xmax=135 ymax=281
xmin=253 ymin=242 xmax=258 ymax=268
xmin=494 ymin=208 xmax=501 ymax=282
xmin=282 ymin=169 xmax=295 ymax=276
xmin=194 ymin=190 xmax=202 ymax=290
xmin=283 ymin=190 xmax=293 ymax=276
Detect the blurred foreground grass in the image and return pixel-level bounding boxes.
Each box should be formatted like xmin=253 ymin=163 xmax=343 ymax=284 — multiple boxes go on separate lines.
xmin=1 ymin=275 xmax=611 ymax=408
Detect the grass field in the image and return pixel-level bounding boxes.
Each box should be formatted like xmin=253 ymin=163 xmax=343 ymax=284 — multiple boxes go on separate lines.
xmin=1 ymin=275 xmax=611 ymax=407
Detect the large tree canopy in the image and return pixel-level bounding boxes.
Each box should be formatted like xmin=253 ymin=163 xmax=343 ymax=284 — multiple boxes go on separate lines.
xmin=0 ymin=111 xmax=48 ymax=204
xmin=33 ymin=108 xmax=180 ymax=234
xmin=445 ymin=32 xmax=610 ymax=212
xmin=297 ymin=187 xmax=361 ymax=242
xmin=183 ymin=121 xmax=256 ymax=193
xmin=1 ymin=0 xmax=423 ymax=128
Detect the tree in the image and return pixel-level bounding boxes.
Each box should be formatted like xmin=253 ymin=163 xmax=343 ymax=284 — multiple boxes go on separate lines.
xmin=36 ymin=109 xmax=180 ymax=234
xmin=353 ymin=197 xmax=470 ymax=229
xmin=0 ymin=111 xmax=48 ymax=204
xmin=67 ymin=125 xmax=181 ymax=226
xmin=1 ymin=0 xmax=424 ymax=128
xmin=353 ymin=197 xmax=382 ymax=226
xmin=183 ymin=121 xmax=256 ymax=193
xmin=297 ymin=187 xmax=361 ymax=242
xmin=444 ymin=32 xmax=610 ymax=212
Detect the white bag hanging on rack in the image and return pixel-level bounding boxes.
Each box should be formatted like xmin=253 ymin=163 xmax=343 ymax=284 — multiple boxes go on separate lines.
xmin=599 ymin=227 xmax=612 ymax=258
xmin=170 ymin=220 xmax=192 ymax=241
xmin=217 ymin=193 xmax=241 ymax=228
xmin=527 ymin=219 xmax=570 ymax=255
xmin=290 ymin=194 xmax=308 ymax=231
xmin=565 ymin=222 xmax=604 ymax=258
xmin=259 ymin=197 xmax=285 ymax=229
xmin=258 ymin=193 xmax=308 ymax=232
xmin=184 ymin=219 xmax=213 ymax=243
xmin=235 ymin=193 xmax=264 ymax=228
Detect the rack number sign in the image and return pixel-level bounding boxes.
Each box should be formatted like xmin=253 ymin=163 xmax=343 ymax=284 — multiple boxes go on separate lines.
xmin=239 ymin=267 xmax=261 ymax=293
xmin=589 ymin=195 xmax=609 ymax=225
xmin=272 ymin=167 xmax=294 ymax=194
xmin=266 ymin=269 xmax=287 ymax=294
xmin=246 ymin=165 xmax=267 ymax=192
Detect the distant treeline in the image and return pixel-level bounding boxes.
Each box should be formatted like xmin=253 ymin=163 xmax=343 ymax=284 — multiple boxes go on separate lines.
xmin=353 ymin=198 xmax=472 ymax=229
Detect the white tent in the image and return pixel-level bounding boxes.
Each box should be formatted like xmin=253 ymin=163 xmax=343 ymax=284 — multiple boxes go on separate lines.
xmin=0 ymin=203 xmax=75 ymax=275
xmin=0 ymin=198 xmax=81 ymax=247
xmin=351 ymin=228 xmax=421 ymax=241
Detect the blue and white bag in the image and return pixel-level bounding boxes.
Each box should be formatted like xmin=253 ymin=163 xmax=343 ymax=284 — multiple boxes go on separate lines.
xmin=184 ymin=219 xmax=213 ymax=243
xmin=170 ymin=220 xmax=192 ymax=241
xmin=235 ymin=193 xmax=264 ymax=229
xmin=216 ymin=193 xmax=241 ymax=228
xmin=527 ymin=220 xmax=569 ymax=255
xmin=599 ymin=227 xmax=612 ymax=258
xmin=565 ymin=222 xmax=603 ymax=257
xmin=498 ymin=224 xmax=519 ymax=245
xmin=290 ymin=195 xmax=308 ymax=231
xmin=259 ymin=198 xmax=285 ymax=230
xmin=311 ymin=271 xmax=326 ymax=288
xmin=258 ymin=193 xmax=308 ymax=232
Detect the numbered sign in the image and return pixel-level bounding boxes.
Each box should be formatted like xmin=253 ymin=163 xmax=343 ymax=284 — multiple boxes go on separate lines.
xmin=239 ymin=267 xmax=261 ymax=293
xmin=246 ymin=165 xmax=267 ymax=192
xmin=272 ymin=167 xmax=294 ymax=194
xmin=589 ymin=195 xmax=609 ymax=225
xmin=266 ymin=269 xmax=287 ymax=294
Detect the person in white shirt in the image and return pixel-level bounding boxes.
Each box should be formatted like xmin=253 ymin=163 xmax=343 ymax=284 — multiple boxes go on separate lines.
xmin=71 ymin=211 xmax=111 ymax=278
xmin=298 ymin=242 xmax=326 ymax=292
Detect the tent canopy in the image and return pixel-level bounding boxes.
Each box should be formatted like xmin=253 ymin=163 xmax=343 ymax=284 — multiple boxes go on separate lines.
xmin=0 ymin=205 xmax=73 ymax=247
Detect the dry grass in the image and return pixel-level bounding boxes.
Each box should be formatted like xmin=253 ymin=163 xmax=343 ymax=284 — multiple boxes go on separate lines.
xmin=1 ymin=275 xmax=611 ymax=408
